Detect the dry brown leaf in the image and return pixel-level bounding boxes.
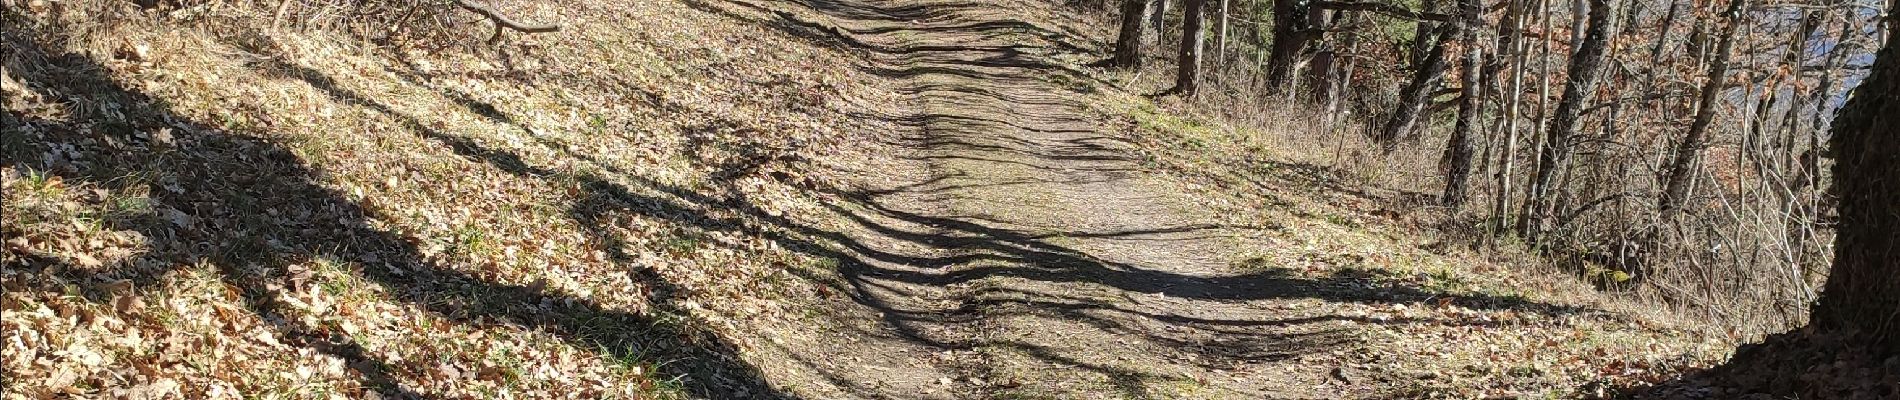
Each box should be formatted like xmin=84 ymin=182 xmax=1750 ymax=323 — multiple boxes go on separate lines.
xmin=72 ymin=252 xmax=103 ymax=268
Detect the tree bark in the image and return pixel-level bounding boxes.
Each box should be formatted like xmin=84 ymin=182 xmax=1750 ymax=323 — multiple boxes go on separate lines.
xmin=1378 ymin=26 xmax=1453 ymax=148
xmin=1514 ymin=0 xmax=1557 ymax=236
xmin=1521 ymin=0 xmax=1618 ymax=239
xmin=1521 ymin=0 xmax=1556 ymax=230
xmin=1112 ymin=0 xmax=1151 ymax=68
xmin=1810 ymin=6 xmax=1900 ymax=350
xmin=1174 ymin=0 xmax=1209 ymax=94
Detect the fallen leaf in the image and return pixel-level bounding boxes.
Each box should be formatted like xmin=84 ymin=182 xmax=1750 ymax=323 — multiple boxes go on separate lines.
xmin=73 ymin=252 xmax=102 ymax=268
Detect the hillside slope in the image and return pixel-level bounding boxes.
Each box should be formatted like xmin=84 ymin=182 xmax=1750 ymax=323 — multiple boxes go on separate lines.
xmin=5 ymin=0 xmax=1723 ymax=398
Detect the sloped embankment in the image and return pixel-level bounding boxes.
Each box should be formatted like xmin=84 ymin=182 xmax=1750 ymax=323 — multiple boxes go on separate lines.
xmin=2 ymin=0 xmax=917 ymax=397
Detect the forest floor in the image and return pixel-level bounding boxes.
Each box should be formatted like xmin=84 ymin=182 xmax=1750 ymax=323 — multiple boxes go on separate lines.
xmin=5 ymin=0 xmax=1731 ymax=398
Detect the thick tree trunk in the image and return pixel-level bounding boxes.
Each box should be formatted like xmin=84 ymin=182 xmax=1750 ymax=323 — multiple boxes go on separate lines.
xmin=1378 ymin=26 xmax=1453 ymax=148
xmin=1655 ymin=0 xmax=1746 ymax=225
xmin=1441 ymin=0 xmax=1482 ymax=207
xmin=1265 ymin=0 xmax=1318 ymax=91
xmin=1810 ymin=9 xmax=1900 ymax=349
xmin=1174 ymin=0 xmax=1208 ymax=94
xmin=1521 ymin=0 xmax=1618 ymax=239
xmin=1112 ymin=0 xmax=1150 ymax=68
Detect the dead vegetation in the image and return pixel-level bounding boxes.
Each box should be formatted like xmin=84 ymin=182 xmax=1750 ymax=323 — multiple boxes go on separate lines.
xmin=3 ymin=0 xmax=909 ymax=397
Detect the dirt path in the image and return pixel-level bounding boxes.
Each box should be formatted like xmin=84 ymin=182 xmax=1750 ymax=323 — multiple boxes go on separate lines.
xmin=702 ymin=1 xmax=1374 ymax=398
xmin=702 ymin=0 xmax=1383 ymax=398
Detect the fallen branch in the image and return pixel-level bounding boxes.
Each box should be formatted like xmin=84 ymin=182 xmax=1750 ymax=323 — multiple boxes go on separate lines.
xmin=452 ymin=0 xmax=559 ymax=43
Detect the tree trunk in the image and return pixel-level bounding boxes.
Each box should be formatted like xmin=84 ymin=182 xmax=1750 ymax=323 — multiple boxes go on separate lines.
xmin=1151 ymin=0 xmax=1170 ymax=37
xmin=1515 ymin=0 xmax=1557 ymax=236
xmin=1378 ymin=26 xmax=1453 ymax=148
xmin=1265 ymin=0 xmax=1318 ymax=91
xmin=1487 ymin=0 xmax=1529 ymax=236
xmin=1215 ymin=0 xmax=1230 ymax=61
xmin=1521 ymin=0 xmax=1618 ymax=239
xmin=1174 ymin=0 xmax=1208 ymax=94
xmin=1441 ymin=0 xmax=1482 ymax=207
xmin=1112 ymin=0 xmax=1150 ymax=68
xmin=1569 ymin=0 xmax=1586 ymax=47
xmin=1810 ymin=7 xmax=1900 ymax=350
xmin=1655 ymin=0 xmax=1745 ymax=226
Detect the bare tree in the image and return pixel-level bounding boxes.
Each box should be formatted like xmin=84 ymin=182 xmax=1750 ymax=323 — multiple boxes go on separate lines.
xmin=1489 ymin=0 xmax=1531 ymax=236
xmin=1655 ymin=0 xmax=1746 ymax=231
xmin=1266 ymin=1 xmax=1453 ymax=91
xmin=1520 ymin=0 xmax=1619 ymax=240
xmin=1377 ymin=26 xmax=1452 ymax=148
xmin=1441 ymin=0 xmax=1482 ymax=207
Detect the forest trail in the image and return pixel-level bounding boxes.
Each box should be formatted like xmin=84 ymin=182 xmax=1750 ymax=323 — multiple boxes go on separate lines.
xmin=1 ymin=0 xmax=1839 ymax=396
xmin=708 ymin=0 xmax=1389 ymax=397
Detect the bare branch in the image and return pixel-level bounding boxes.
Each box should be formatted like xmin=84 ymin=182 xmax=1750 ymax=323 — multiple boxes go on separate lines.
xmin=1557 ymin=192 xmax=1641 ymax=231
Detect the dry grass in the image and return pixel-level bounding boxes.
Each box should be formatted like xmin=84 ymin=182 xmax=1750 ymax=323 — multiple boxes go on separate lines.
xmin=1125 ymin=47 xmax=1829 ymax=343
xmin=1090 ymin=63 xmax=1740 ymax=397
